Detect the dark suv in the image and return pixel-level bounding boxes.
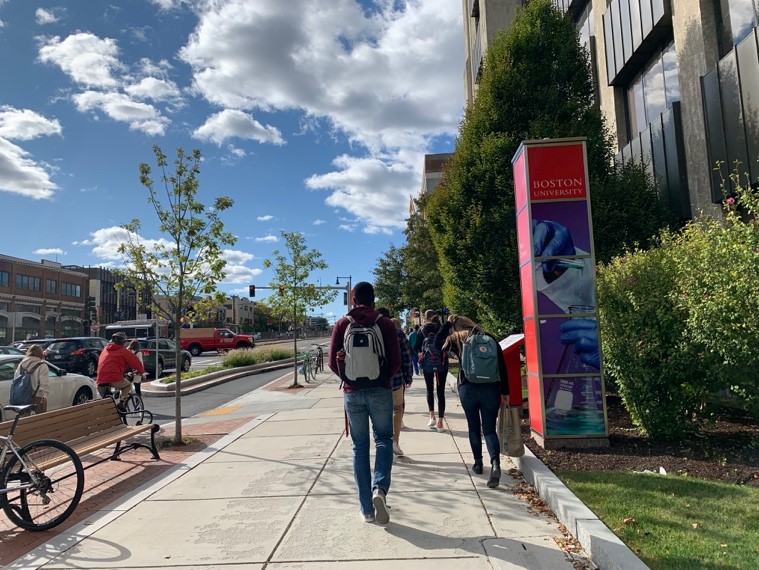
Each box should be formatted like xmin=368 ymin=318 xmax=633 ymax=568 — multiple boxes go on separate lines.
xmin=45 ymin=337 xmax=107 ymax=377
xmin=136 ymin=337 xmax=192 ymax=378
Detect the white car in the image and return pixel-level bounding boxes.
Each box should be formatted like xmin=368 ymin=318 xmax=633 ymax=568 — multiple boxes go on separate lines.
xmin=0 ymin=354 xmax=98 ymax=421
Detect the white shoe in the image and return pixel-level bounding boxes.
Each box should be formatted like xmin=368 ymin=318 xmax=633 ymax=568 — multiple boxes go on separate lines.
xmin=360 ymin=510 xmax=375 ymax=523
xmin=427 ymin=418 xmax=436 ymax=427
xmin=393 ymin=441 xmax=404 ymax=456
xmin=372 ymin=488 xmax=390 ymax=525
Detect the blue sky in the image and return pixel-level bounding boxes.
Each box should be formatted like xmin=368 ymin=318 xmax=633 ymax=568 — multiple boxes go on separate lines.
xmin=0 ymin=0 xmax=464 ymax=321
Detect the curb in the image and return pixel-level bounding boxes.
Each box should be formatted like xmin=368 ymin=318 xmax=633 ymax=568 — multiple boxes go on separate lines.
xmin=514 ymin=446 xmax=650 ymax=570
xmin=141 ymin=358 xmax=298 ymax=397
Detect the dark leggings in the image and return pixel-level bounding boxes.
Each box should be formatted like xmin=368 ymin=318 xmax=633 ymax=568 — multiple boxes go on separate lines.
xmin=423 ymin=370 xmax=446 ymax=418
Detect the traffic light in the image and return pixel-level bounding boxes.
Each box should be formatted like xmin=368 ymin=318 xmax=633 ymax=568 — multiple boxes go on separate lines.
xmin=343 ymin=292 xmax=348 ymax=305
xmin=278 ymin=285 xmax=285 ymax=295
xmin=248 ymin=284 xmax=255 ymax=297
xmin=86 ymin=296 xmax=97 ymax=320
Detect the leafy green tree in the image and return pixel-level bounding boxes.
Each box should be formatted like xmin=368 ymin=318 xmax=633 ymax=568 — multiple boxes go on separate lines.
xmin=425 ymin=0 xmax=667 ymax=334
xmin=263 ymin=231 xmax=337 ymax=387
xmin=118 ymin=145 xmax=235 ymax=444
xmin=373 ymin=194 xmax=445 ymax=320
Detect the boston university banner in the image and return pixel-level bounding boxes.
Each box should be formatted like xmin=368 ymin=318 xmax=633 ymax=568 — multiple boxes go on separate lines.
xmin=512 ymin=138 xmax=608 ymax=449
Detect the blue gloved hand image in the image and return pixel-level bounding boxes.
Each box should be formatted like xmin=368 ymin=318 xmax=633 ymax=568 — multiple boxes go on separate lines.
xmin=532 ymin=220 xmax=576 ymax=275
xmin=559 ymin=318 xmax=599 ymax=369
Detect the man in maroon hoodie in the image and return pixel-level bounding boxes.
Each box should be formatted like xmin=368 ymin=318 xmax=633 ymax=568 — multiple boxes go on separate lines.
xmin=329 ymin=281 xmax=400 ymax=525
xmin=97 ymin=332 xmax=145 ymax=408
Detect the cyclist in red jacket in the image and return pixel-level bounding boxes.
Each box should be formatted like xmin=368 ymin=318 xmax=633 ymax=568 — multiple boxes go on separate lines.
xmin=97 ymin=332 xmax=145 ymax=408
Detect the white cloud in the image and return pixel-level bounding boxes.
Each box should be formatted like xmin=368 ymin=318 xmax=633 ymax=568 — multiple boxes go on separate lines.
xmin=220 ymin=264 xmax=262 ymax=284
xmin=0 ymin=138 xmax=58 ymax=199
xmin=307 ymin=154 xmax=415 ymax=233
xmin=222 ymin=249 xmax=254 ymax=264
xmin=254 ymin=235 xmax=278 ymax=243
xmin=178 ymin=0 xmax=463 ymax=232
xmin=313 ymin=219 xmax=326 ymax=225
xmin=73 ymin=91 xmax=169 ymax=135
xmin=228 ymin=145 xmax=245 ymax=158
xmin=193 ymin=109 xmax=284 ymax=146
xmin=124 ymin=77 xmax=181 ymax=102
xmin=0 ymin=106 xmax=62 ymax=140
xmin=38 ymin=33 xmax=122 ymax=88
xmin=33 ymin=248 xmax=65 ymax=256
xmin=35 ymin=8 xmax=59 ymax=25
xmin=257 ymin=215 xmax=273 ymax=222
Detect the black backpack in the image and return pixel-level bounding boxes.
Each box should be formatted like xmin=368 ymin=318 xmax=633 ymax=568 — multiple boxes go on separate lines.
xmin=420 ymin=333 xmax=445 ymax=373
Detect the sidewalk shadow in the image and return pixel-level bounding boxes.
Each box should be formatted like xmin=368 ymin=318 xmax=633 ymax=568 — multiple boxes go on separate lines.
xmin=384 ymin=523 xmax=565 ymax=568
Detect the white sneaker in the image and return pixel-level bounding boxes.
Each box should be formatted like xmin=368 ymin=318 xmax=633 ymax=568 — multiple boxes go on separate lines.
xmin=372 ymin=488 xmax=390 ymax=525
xmin=360 ymin=510 xmax=375 ymax=523
xmin=427 ymin=418 xmax=436 ymax=427
xmin=392 ymin=441 xmax=404 ymax=456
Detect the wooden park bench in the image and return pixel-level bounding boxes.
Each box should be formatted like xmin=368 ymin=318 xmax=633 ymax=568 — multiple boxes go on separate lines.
xmin=0 ymin=399 xmax=160 ymax=469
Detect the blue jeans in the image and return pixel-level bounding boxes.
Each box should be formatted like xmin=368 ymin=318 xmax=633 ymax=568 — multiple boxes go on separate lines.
xmin=458 ymin=382 xmax=501 ymax=464
xmin=344 ymin=387 xmax=394 ymax=515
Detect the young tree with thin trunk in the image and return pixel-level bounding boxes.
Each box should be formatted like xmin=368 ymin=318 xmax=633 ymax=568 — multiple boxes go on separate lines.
xmin=263 ymin=231 xmax=337 ymax=388
xmin=117 ymin=145 xmax=235 ymax=444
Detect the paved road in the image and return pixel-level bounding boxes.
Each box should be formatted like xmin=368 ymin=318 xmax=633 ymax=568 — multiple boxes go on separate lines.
xmin=141 ymin=366 xmax=293 ymax=423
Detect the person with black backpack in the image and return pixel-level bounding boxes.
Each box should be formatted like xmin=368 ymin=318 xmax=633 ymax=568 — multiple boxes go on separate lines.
xmin=435 ymin=314 xmax=510 ymax=489
xmin=413 ymin=309 xmax=448 ymax=432
xmin=328 ymin=282 xmax=401 ymax=524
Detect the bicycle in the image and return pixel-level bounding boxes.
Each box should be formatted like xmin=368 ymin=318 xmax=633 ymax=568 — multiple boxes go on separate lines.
xmin=0 ymin=404 xmax=85 ymax=531
xmin=298 ymin=351 xmax=317 ymax=383
xmin=311 ymin=344 xmax=324 ymax=374
xmin=98 ymin=371 xmax=146 ymax=427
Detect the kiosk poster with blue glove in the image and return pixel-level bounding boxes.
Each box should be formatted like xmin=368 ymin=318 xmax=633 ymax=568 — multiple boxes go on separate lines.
xmin=512 ymin=138 xmax=608 ymax=445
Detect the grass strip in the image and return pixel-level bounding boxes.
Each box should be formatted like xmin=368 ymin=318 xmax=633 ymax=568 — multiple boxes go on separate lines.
xmin=558 ymin=470 xmax=759 ymax=569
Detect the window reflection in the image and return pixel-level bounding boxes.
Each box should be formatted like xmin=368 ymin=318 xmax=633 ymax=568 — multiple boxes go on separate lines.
xmin=625 ymin=41 xmax=681 ymax=140
xmin=726 ymin=0 xmax=758 ymax=47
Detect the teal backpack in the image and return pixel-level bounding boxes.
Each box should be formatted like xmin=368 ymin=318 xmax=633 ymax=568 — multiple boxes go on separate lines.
xmin=461 ymin=330 xmax=500 ymax=383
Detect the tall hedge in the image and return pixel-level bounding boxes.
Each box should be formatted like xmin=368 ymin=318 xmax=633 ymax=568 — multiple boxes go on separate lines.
xmin=425 ymin=0 xmax=667 ymax=334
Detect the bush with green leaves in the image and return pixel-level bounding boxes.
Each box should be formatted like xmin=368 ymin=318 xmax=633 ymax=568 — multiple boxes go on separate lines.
xmin=599 ymin=166 xmax=759 ymax=436
xmin=598 ymin=240 xmax=720 ymax=438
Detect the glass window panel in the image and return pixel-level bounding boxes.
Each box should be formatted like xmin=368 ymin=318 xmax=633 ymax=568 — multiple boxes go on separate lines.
xmin=736 ymin=29 xmax=759 ymax=180
xmin=651 ymin=0 xmax=665 ymax=24
xmin=727 ymin=0 xmax=758 ymax=46
xmin=719 ymin=51 xmax=749 ymax=179
xmin=629 ymin=0 xmax=643 ymax=49
xmin=603 ymin=12 xmax=617 ymax=81
xmin=650 ymin=117 xmax=668 ymax=198
xmin=702 ymin=67 xmax=729 ymax=200
xmin=611 ymin=1 xmax=625 ymax=74
xmin=662 ymin=42 xmax=681 ymax=108
xmin=643 ymin=54 xmax=666 ymax=122
xmin=662 ymin=105 xmax=690 ymax=218
xmin=620 ymin=0 xmax=633 ymax=61
xmin=628 ymin=75 xmax=647 ymax=136
xmin=640 ymin=0 xmax=653 ymax=37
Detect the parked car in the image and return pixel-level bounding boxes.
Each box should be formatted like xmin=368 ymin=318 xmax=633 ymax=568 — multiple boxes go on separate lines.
xmin=135 ymin=337 xmax=192 ymax=378
xmin=9 ymin=338 xmax=57 ymax=352
xmin=0 ymin=346 xmax=24 ymax=355
xmin=0 ymin=354 xmax=98 ymax=421
xmin=44 ymin=337 xmax=108 ymax=377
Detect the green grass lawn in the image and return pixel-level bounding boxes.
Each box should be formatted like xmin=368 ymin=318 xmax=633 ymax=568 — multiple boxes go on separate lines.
xmin=558 ymin=471 xmax=759 ymax=570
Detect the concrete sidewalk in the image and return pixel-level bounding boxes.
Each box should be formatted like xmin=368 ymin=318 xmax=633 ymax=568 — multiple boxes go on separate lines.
xmin=8 ymin=370 xmax=614 ymax=569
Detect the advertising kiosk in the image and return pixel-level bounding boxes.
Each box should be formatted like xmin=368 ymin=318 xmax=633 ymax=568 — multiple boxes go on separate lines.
xmin=512 ymin=138 xmax=609 ymax=449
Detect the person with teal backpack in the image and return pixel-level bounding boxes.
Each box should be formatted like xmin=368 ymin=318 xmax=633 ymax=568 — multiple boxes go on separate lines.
xmin=435 ymin=314 xmax=510 ymax=489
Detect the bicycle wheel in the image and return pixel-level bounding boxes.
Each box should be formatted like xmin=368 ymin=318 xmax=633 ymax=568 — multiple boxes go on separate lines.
xmin=1 ymin=439 xmax=84 ymax=532
xmin=315 ymin=348 xmax=324 ymax=373
xmin=308 ymin=357 xmax=318 ymax=381
xmin=124 ymin=394 xmax=146 ymax=426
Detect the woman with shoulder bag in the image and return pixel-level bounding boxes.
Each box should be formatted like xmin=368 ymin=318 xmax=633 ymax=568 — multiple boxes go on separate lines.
xmin=15 ymin=344 xmax=50 ymax=414
xmin=435 ymin=314 xmax=510 ymax=488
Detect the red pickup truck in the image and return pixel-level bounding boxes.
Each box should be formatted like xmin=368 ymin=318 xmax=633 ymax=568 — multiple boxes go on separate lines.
xmin=179 ymin=328 xmax=255 ymax=356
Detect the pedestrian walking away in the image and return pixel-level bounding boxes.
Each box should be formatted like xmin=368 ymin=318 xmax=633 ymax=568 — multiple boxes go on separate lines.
xmin=408 ymin=324 xmax=420 ymax=375
xmin=329 ymin=281 xmax=401 ymax=524
xmin=414 ymin=309 xmax=448 ymax=432
xmin=436 ymin=314 xmax=510 ymax=488
xmin=377 ymin=309 xmax=414 ymax=457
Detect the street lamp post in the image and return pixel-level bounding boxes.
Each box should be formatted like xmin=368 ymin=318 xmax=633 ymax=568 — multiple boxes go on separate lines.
xmin=335 ymin=275 xmax=352 ymax=310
